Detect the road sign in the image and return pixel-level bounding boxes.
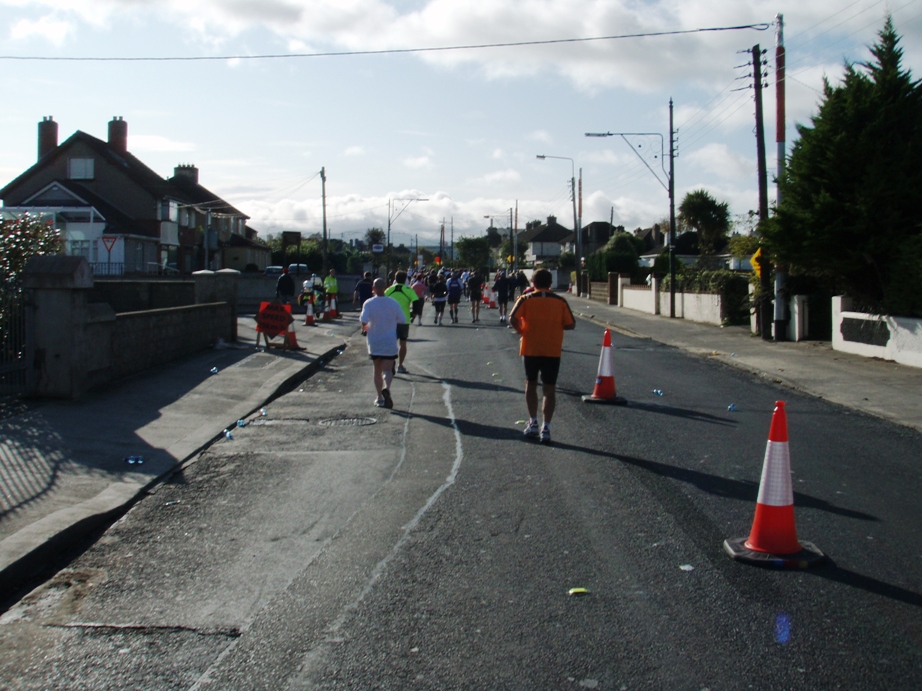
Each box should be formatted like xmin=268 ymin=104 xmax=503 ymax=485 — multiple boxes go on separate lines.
xmin=101 ymin=236 xmax=117 ymax=252
xmin=372 ymin=244 xmax=384 ymax=254
xmin=751 ymin=248 xmax=763 ymax=278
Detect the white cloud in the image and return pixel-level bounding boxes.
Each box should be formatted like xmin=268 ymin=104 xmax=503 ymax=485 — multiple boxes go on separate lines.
xmin=684 ymin=142 xmax=752 ymax=181
xmin=344 ymin=146 xmax=365 ymax=156
xmin=527 ymin=130 xmax=551 ymax=143
xmin=10 ymin=15 xmax=74 ymax=45
xmin=404 ymin=155 xmax=432 ymax=169
xmin=480 ymin=169 xmax=520 ymax=185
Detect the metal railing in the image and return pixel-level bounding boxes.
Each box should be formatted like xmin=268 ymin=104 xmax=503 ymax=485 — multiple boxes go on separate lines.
xmin=0 ymin=284 xmax=29 ymax=397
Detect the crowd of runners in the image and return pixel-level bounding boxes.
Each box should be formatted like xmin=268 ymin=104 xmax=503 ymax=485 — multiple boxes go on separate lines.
xmin=367 ymin=266 xmax=533 ymax=327
xmin=357 ymin=265 xmax=575 ymax=445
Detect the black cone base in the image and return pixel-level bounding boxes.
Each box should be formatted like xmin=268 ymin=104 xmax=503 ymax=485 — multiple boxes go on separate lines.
xmin=723 ymin=537 xmax=827 ymax=569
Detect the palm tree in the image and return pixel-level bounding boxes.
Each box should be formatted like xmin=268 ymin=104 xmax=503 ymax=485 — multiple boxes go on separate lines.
xmin=678 ymin=189 xmax=730 ymax=266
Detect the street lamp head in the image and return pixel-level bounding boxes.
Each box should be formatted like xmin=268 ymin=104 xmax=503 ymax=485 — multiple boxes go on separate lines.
xmin=536 ymin=155 xmax=546 ymax=160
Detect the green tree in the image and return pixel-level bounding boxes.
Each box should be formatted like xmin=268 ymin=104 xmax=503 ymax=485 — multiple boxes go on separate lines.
xmin=365 ymin=227 xmax=385 ymax=247
xmin=1 ymin=214 xmax=62 ymax=283
xmin=678 ymin=189 xmax=730 ymax=265
xmin=500 ymin=237 xmax=529 ymax=267
xmin=728 ymin=234 xmax=760 ymax=260
xmin=455 ymin=236 xmax=491 ymax=270
xmin=586 ymin=232 xmax=641 ymax=280
xmin=485 ymin=227 xmax=503 ymax=249
xmin=763 ymin=17 xmax=922 ymax=316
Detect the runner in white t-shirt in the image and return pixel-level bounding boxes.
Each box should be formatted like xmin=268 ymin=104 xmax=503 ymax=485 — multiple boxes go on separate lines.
xmin=359 ymin=278 xmax=406 ymax=408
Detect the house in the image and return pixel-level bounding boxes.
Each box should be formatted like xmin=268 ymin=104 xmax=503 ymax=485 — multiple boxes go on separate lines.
xmin=0 ymin=116 xmax=255 ymax=276
xmin=561 ymin=220 xmax=619 ymax=258
xmin=517 ymin=216 xmax=572 ymax=265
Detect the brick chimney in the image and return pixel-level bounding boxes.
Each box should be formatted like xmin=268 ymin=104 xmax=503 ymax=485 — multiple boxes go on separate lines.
xmin=173 ymin=164 xmax=199 ymax=185
xmin=108 ymin=116 xmax=128 ymax=154
xmin=38 ymin=116 xmax=58 ymax=160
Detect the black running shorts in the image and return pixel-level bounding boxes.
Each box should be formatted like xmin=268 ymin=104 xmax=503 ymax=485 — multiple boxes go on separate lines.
xmin=523 ymin=356 xmax=561 ymax=385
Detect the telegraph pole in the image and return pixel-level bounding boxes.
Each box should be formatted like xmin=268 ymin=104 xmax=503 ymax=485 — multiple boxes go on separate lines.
xmin=668 ymin=99 xmax=677 ymax=318
xmin=321 ymin=167 xmax=328 ymax=274
xmin=753 ymin=45 xmax=773 ymax=341
xmin=774 ymin=15 xmax=787 ymax=341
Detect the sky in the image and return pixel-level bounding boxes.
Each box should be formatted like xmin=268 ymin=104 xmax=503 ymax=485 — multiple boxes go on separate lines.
xmin=0 ymin=0 xmax=919 ymax=250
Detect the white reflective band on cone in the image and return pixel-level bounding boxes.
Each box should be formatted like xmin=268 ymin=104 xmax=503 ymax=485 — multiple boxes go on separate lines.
xmin=756 ymin=440 xmax=793 ymax=507
xmin=597 ymin=348 xmax=613 ymax=377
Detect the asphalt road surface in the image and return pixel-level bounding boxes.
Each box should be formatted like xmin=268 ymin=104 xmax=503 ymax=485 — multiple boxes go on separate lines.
xmin=2 ymin=305 xmax=921 ymax=690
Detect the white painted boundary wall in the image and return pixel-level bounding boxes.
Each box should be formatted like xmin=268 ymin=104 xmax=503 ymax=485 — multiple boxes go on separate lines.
xmin=832 ymin=296 xmax=922 ymax=369
xmin=617 ymin=275 xmax=726 ymax=325
xmin=659 ymin=291 xmax=723 ymax=325
xmin=619 ymin=275 xmax=657 ymax=314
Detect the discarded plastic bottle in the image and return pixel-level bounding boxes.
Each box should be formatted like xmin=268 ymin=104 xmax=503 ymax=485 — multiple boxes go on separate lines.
xmin=124 ymin=455 xmax=144 ymax=465
xmin=652 ymin=389 xmax=664 ymax=396
xmin=236 ymin=419 xmax=247 ymax=427
xmin=260 ymin=408 xmax=267 ymax=417
xmin=727 ymin=404 xmax=737 ymax=412
xmin=210 ymin=366 xmax=219 ymax=374
xmin=224 ymin=430 xmax=233 ymax=440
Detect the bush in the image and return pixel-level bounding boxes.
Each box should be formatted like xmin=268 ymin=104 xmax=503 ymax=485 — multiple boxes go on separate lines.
xmin=586 ymin=232 xmax=641 ymax=281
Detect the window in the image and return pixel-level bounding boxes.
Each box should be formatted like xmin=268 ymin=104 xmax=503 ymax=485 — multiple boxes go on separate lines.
xmin=160 ymin=199 xmax=179 ymax=222
xmin=69 ymin=239 xmax=97 ymax=262
xmin=68 ymin=158 xmax=95 ymax=180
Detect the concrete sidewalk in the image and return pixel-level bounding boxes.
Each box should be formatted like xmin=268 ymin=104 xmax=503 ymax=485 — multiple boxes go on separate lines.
xmin=0 ymin=311 xmax=356 ymax=595
xmin=2 ymin=295 xmax=921 ymax=598
xmin=567 ymin=295 xmax=922 ymax=434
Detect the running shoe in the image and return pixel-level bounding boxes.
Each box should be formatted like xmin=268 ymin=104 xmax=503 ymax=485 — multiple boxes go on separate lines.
xmin=523 ymin=420 xmax=540 ymax=438
xmin=382 ymin=388 xmax=394 ymax=409
xmin=375 ymin=397 xmax=386 ymax=407
xmin=397 ymin=364 xmax=409 ymax=374
xmin=540 ymin=424 xmax=551 ymax=445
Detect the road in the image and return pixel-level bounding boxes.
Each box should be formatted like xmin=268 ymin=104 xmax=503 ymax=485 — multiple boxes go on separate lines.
xmin=2 ymin=305 xmax=921 ymax=690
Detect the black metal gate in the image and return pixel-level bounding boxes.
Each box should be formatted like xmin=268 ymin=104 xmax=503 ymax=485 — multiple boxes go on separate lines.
xmin=0 ymin=283 xmax=31 ymax=397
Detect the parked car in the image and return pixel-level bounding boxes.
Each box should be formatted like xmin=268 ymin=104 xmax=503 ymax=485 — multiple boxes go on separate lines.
xmin=264 ymin=265 xmax=284 ymax=277
xmin=288 ymin=263 xmax=309 ymax=276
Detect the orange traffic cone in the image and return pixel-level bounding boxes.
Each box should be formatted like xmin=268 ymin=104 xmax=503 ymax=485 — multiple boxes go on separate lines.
xmin=331 ymin=296 xmax=341 ymax=318
xmin=304 ymin=300 xmax=315 ymax=326
xmin=582 ymin=329 xmax=626 ymax=405
xmin=286 ymin=328 xmax=305 ymax=350
xmin=482 ymin=289 xmax=489 ymax=305
xmin=724 ymin=401 xmax=825 ymax=568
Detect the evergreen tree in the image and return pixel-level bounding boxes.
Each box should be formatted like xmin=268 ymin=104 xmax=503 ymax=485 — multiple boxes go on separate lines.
xmin=764 ymin=17 xmax=922 ymax=316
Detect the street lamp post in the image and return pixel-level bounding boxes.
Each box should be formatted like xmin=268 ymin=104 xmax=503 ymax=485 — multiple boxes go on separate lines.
xmin=536 ymin=155 xmax=582 ymax=295
xmin=585 ymin=98 xmax=677 ymax=317
xmin=387 ymin=196 xmax=428 ymax=277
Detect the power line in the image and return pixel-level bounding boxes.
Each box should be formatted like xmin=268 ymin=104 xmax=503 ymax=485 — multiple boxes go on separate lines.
xmin=0 ymin=23 xmax=771 ymax=62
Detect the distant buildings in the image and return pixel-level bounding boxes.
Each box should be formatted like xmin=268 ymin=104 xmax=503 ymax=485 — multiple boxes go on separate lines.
xmin=0 ymin=116 xmax=269 ymax=276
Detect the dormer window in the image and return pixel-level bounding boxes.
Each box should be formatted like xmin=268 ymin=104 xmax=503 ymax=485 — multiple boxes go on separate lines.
xmin=160 ymin=199 xmax=179 ymax=222
xmin=68 ymin=157 xmax=95 ymax=180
